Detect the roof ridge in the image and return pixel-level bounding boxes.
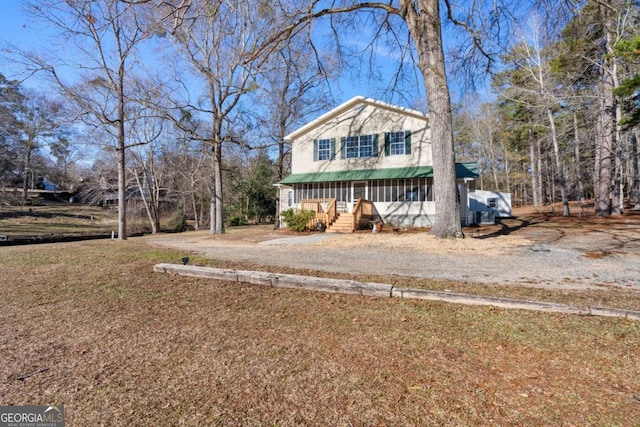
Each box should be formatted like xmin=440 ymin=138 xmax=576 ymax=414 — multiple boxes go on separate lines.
xmin=284 ymin=96 xmax=428 ymax=141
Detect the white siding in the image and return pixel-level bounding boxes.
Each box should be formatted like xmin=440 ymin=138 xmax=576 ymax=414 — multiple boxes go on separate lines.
xmin=290 ymin=103 xmax=431 ymax=174
xmin=375 ymin=201 xmax=437 ymax=227
xmin=469 ymin=190 xmax=512 ymax=217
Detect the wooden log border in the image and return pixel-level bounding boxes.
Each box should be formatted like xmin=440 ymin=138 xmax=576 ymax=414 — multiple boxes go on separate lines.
xmin=153 ymin=263 xmax=640 ymax=321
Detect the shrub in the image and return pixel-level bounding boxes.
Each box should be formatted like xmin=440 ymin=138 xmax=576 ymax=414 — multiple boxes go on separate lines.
xmin=280 ymin=208 xmax=315 ymax=232
xmin=229 ymin=216 xmax=248 ymax=226
xmin=169 ymin=208 xmax=187 ymax=232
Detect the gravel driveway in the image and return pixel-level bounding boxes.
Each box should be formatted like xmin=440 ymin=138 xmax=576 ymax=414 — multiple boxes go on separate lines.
xmin=147 ymin=214 xmax=640 ymax=291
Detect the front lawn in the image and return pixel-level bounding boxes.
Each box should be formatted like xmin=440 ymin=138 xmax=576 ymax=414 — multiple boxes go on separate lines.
xmin=1 ymin=239 xmax=639 ymax=425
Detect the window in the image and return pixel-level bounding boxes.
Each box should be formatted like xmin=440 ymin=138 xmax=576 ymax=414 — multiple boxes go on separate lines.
xmin=345 ymin=136 xmax=359 ymax=159
xmin=341 ymin=134 xmax=378 ymax=159
xmin=384 ymin=130 xmax=412 ymax=156
xmin=359 ymin=135 xmax=373 ymax=158
xmin=317 ymin=139 xmax=331 ymax=160
xmin=488 ymin=198 xmax=497 ymax=208
xmin=389 ymin=131 xmax=406 ymax=155
xmin=313 ymin=138 xmax=335 ymax=162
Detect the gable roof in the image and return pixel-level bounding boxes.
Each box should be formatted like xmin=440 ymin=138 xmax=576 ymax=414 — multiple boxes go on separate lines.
xmin=284 ymin=96 xmax=428 ymax=141
xmin=279 ymin=162 xmax=479 ymax=185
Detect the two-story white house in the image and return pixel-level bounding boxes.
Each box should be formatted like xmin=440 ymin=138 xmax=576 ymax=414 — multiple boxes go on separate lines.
xmin=276 ymin=96 xmax=479 ymax=232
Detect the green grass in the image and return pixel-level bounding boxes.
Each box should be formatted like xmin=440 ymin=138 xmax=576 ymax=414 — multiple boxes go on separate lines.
xmin=1 ymin=239 xmax=639 ymax=425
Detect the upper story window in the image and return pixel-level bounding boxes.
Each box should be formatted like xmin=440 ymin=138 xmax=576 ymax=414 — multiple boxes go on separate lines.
xmin=313 ymin=138 xmax=335 ymax=162
xmin=384 ymin=130 xmax=412 ymax=156
xmin=341 ymin=134 xmax=378 ymax=159
xmin=313 ymin=130 xmax=411 ymax=161
xmin=317 ymin=139 xmax=331 ymax=161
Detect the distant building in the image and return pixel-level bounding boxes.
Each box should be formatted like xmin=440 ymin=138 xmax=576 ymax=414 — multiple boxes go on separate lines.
xmin=469 ymin=190 xmax=512 ymax=224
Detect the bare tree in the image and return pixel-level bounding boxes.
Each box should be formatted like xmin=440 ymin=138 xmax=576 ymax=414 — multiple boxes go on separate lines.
xmin=15 ymin=92 xmax=61 ymax=203
xmin=0 ymin=74 xmax=25 ymax=198
xmin=21 ymin=0 xmax=155 ymax=239
xmin=127 ymin=110 xmax=166 ymax=234
xmin=159 ymin=0 xmax=287 ymax=234
xmin=518 ymin=16 xmax=571 ymax=215
xmin=254 ymin=35 xmax=334 ymax=227
xmin=169 ymin=139 xmax=210 ymax=230
xmin=256 ymin=37 xmax=333 ymax=181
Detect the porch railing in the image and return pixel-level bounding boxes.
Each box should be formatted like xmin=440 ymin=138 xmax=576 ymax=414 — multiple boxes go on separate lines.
xmin=352 ymin=198 xmax=374 ymax=231
xmin=300 ymin=198 xmax=338 ymax=230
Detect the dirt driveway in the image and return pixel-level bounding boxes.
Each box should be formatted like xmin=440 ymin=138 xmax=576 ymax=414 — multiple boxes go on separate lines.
xmin=148 ymin=209 xmax=640 ymax=291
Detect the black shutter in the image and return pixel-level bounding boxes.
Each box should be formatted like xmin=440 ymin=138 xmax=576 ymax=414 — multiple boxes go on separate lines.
xmin=384 ymin=132 xmax=390 ymax=156
xmin=372 ymin=134 xmax=379 ymax=157
xmin=405 ymin=131 xmax=412 ymax=155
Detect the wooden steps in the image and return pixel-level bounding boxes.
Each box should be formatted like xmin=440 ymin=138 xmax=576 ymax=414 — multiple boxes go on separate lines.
xmin=326 ymin=212 xmax=354 ymax=233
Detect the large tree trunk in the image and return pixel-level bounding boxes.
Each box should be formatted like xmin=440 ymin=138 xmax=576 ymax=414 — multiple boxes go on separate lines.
xmin=21 ymin=141 xmax=33 ymax=205
xmin=612 ymin=139 xmax=623 ymax=215
xmin=212 ymin=139 xmax=224 ymax=234
xmin=595 ymin=2 xmax=617 ymax=217
xmin=537 ymin=138 xmax=543 ymax=205
xmin=404 ymin=0 xmax=461 ymax=238
xmin=546 ymin=107 xmax=570 ymax=216
xmin=632 ymin=131 xmax=640 ymax=210
xmin=116 ymin=55 xmax=128 ymax=240
xmin=529 ymin=129 xmax=541 ymax=209
xmin=489 ymin=139 xmax=500 ymax=191
xmin=573 ymin=111 xmax=585 ymax=209
xmin=208 ymin=82 xmax=225 ymax=235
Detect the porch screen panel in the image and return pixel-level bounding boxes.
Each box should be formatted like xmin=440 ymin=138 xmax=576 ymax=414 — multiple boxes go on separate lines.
xmin=343 ymin=182 xmax=349 ymax=202
xmin=293 ymin=185 xmax=300 ymax=203
xmin=426 ymin=179 xmax=434 ymax=201
xmin=371 ymin=181 xmax=378 ymax=202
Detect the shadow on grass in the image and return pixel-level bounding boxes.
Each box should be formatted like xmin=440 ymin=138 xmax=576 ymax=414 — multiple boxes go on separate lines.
xmin=474 ymin=217 xmax=539 ymax=240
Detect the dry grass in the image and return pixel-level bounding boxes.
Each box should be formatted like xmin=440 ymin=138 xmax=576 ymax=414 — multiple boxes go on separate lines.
xmin=202 ymin=257 xmax=640 ymax=313
xmin=311 ymin=231 xmax=532 ymax=256
xmin=1 ymin=240 xmax=640 ymax=426
xmin=0 ymin=204 xmax=118 ymax=236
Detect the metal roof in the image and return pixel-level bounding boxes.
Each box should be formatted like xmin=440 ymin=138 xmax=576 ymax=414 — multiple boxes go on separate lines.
xmin=279 ymin=162 xmax=479 ymax=184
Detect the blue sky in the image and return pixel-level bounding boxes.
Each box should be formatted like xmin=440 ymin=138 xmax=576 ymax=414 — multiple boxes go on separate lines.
xmin=1 ymin=1 xmax=497 ymax=119
xmin=0 ymin=1 xmax=61 ymax=87
xmin=0 ymin=1 xmax=430 ymax=108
